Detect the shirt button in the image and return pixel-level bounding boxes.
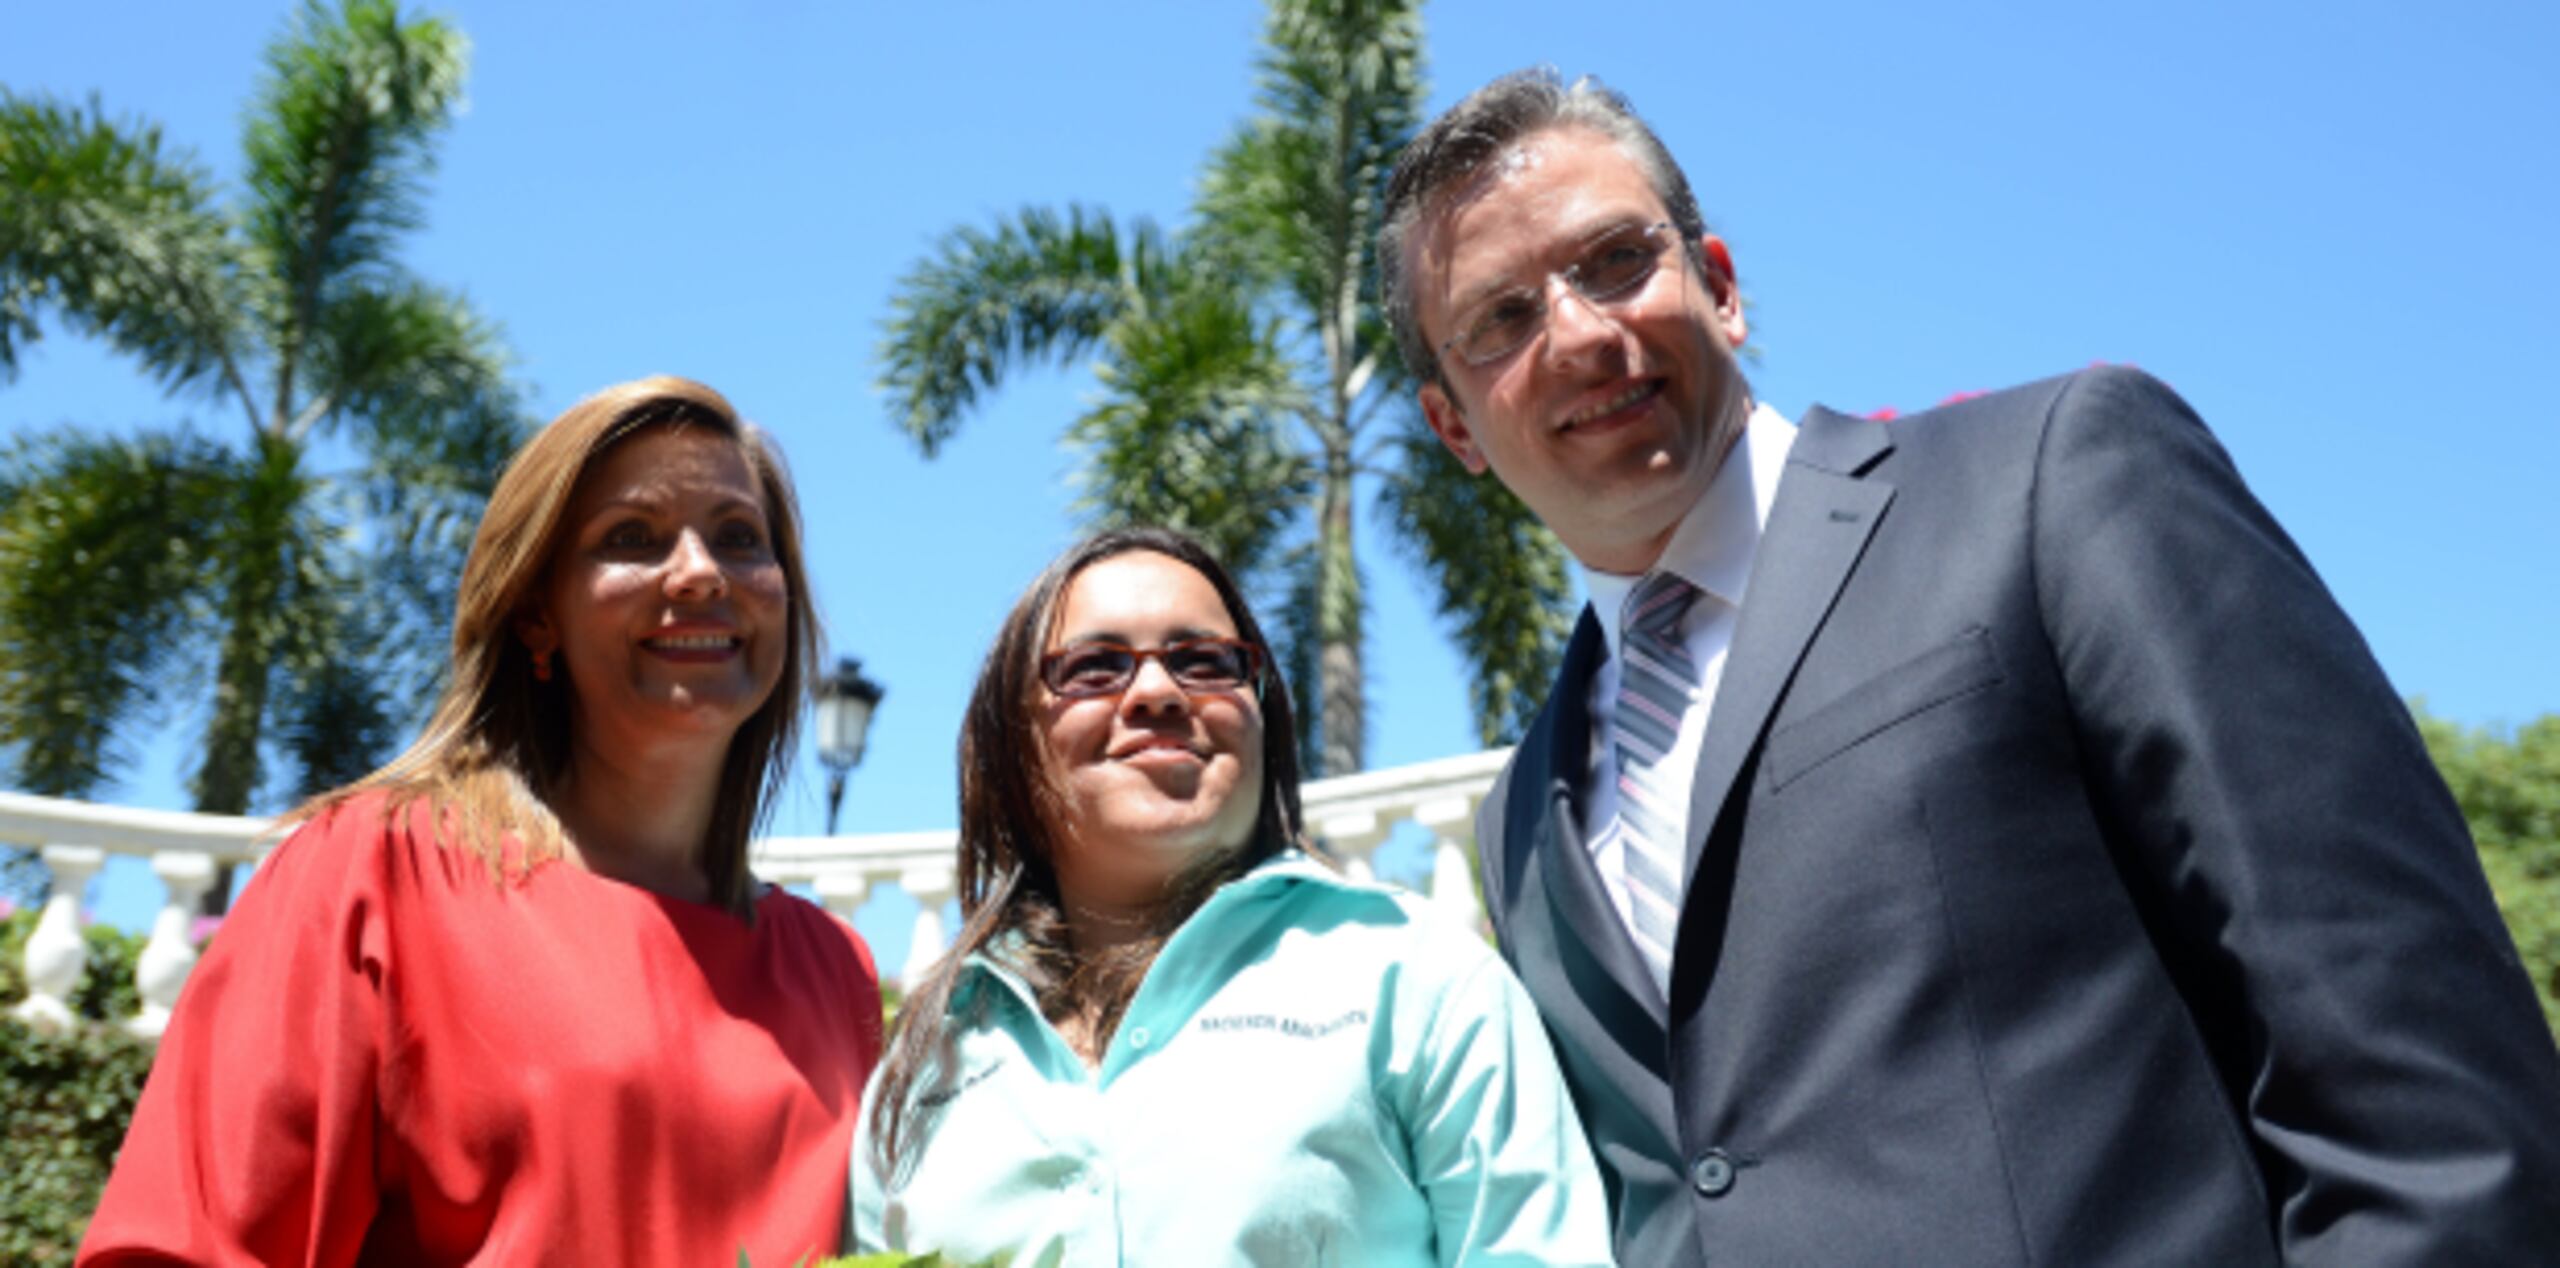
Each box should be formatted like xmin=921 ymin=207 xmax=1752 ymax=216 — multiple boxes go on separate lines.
xmin=1691 ymin=1148 xmax=1737 ymax=1197
xmin=1128 ymin=1026 xmax=1151 ymax=1049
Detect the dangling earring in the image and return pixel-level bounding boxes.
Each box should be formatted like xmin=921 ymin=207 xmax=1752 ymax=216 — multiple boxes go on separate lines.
xmin=533 ymin=648 xmax=553 ymax=682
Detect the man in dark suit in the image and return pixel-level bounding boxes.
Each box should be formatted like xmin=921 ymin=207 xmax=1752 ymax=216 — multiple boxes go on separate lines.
xmin=1379 ymin=68 xmax=2560 ymax=1264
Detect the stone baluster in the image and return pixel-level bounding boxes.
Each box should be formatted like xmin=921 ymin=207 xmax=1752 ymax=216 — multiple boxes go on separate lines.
xmin=11 ymin=845 xmax=105 ymax=1033
xmin=1414 ymin=795 xmax=1487 ymax=931
xmin=1315 ymin=810 xmax=1386 ymax=884
xmin=900 ymin=867 xmax=955 ymax=991
xmin=128 ymin=851 xmax=219 ymax=1039
xmin=814 ymin=872 xmax=869 ymax=929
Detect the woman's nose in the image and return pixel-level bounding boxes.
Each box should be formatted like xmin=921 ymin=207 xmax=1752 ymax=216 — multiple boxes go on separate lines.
xmin=663 ymin=530 xmax=727 ymax=599
xmin=1117 ymin=654 xmax=1189 ymax=716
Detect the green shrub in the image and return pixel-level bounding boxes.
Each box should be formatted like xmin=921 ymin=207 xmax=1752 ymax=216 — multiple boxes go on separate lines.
xmin=0 ymin=909 xmax=28 ymax=1008
xmin=0 ymin=912 xmax=156 ymax=1262
xmin=0 ymin=1019 xmax=154 ymax=1265
xmin=74 ymin=922 xmax=145 ymax=1025
xmin=2416 ymin=707 xmax=2560 ymax=1041
xmin=0 ymin=909 xmax=147 ymax=1024
xmin=2480 ymin=845 xmax=2560 ymax=1035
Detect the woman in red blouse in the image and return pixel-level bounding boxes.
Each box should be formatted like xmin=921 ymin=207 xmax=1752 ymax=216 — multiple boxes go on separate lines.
xmin=81 ymin=377 xmax=885 ymax=1266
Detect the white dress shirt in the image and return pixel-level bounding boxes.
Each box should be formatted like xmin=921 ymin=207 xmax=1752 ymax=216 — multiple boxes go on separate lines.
xmin=1578 ymin=403 xmax=1797 ymax=945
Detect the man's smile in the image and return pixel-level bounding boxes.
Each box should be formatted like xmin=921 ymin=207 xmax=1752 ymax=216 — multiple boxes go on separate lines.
xmin=1559 ymin=378 xmax=1664 ymax=433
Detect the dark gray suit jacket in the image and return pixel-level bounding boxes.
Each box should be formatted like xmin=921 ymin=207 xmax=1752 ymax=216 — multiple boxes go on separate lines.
xmin=1478 ymin=367 xmax=2560 ymax=1265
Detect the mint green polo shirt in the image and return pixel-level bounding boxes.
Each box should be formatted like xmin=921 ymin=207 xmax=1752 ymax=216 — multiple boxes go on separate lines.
xmin=849 ymin=852 xmax=1615 ymax=1266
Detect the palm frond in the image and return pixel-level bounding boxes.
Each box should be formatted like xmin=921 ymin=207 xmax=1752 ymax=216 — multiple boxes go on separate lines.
xmin=0 ymin=429 xmax=244 ymax=797
xmin=303 ymin=224 xmax=526 ymax=707
xmin=0 ymin=91 xmax=246 ymax=400
xmin=242 ymin=0 xmax=468 ymax=419
xmin=1378 ymin=416 xmax=1576 ymax=746
xmin=1195 ymin=0 xmax=1421 ymax=402
xmin=302 ymin=273 xmax=516 ymax=437
xmin=271 ymin=559 xmax=403 ymax=801
xmin=1072 ymin=281 xmax=1313 ymax=584
xmin=356 ymin=401 xmax=523 ymax=699
xmin=878 ymin=204 xmax=1171 ymax=456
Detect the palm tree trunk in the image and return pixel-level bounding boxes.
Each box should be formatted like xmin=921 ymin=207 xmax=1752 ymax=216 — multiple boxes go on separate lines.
xmin=1315 ymin=444 xmax=1364 ymax=777
xmin=191 ymin=435 xmax=299 ymax=912
xmin=193 ymin=600 xmax=277 ymax=819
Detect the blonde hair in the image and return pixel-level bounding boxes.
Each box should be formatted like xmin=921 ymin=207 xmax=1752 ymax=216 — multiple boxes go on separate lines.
xmin=292 ymin=376 xmax=820 ymax=918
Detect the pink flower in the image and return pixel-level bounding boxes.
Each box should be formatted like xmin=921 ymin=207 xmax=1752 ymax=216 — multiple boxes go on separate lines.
xmin=190 ymin=913 xmax=225 ymax=945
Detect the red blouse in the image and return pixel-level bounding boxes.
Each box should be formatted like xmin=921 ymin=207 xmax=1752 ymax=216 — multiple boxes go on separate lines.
xmin=81 ymin=793 xmax=884 ymax=1266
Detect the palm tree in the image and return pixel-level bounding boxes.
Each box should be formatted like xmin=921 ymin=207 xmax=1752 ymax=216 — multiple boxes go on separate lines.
xmin=0 ymin=0 xmax=524 ymax=902
xmin=878 ymin=0 xmax=1574 ymax=777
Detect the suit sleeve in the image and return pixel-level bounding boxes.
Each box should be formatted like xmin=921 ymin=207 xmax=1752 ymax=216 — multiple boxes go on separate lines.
xmin=1388 ymin=932 xmax=1616 ymax=1268
xmin=2031 ymin=366 xmax=2560 ymax=1262
xmin=79 ymin=806 xmax=396 ymax=1267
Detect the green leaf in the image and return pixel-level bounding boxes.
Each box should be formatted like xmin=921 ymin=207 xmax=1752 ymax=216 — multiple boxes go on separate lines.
xmin=242 ymin=0 xmax=468 ymax=395
xmin=1073 ymin=278 xmax=1312 ymax=583
xmin=0 ymin=91 xmax=242 ymax=393
xmin=0 ymin=921 xmax=159 ymax=1261
xmin=2414 ymin=704 xmax=2560 ymax=1038
xmin=0 ymin=429 xmax=244 ymax=797
xmin=877 ymin=205 xmax=1161 ymax=456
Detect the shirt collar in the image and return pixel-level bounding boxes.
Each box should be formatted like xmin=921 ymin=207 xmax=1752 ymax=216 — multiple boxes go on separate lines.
xmin=957 ymin=850 xmax=1380 ymax=998
xmin=1585 ymin=402 xmax=1798 ymax=658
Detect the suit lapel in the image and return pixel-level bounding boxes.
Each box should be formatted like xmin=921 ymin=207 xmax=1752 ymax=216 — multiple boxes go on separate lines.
xmin=1521 ymin=610 xmax=1670 ymax=1027
xmin=1684 ymin=408 xmax=1896 ymax=878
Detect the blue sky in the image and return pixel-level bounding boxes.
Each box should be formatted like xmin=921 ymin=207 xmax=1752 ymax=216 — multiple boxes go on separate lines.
xmin=7 ymin=0 xmax=2556 ymax=937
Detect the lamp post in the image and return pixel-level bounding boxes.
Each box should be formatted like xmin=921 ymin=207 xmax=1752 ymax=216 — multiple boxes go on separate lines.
xmin=813 ymin=657 xmax=885 ymax=837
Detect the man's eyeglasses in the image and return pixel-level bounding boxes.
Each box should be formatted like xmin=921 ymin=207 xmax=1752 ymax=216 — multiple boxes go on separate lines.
xmin=1439 ymin=220 xmax=1682 ymax=368
xmin=1039 ymin=638 xmax=1264 ymax=700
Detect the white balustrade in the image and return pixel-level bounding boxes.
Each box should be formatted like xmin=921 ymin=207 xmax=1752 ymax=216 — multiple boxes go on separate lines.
xmin=812 ymin=872 xmax=869 ymax=928
xmin=1 ymin=790 xmax=276 ymax=1037
xmin=129 ymin=851 xmax=219 ymax=1039
xmin=5 ymin=747 xmax=1517 ymax=1023
xmin=1415 ymin=793 xmax=1488 ymax=931
xmin=13 ymin=845 xmax=105 ymax=1032
xmin=899 ymin=868 xmax=956 ymax=990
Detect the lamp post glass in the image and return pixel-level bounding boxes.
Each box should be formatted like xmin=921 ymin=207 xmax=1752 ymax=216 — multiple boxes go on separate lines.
xmin=814 ymin=658 xmax=884 ymax=836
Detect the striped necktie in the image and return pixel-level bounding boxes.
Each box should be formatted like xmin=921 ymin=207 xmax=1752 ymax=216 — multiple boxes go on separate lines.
xmin=1611 ymin=569 xmax=1702 ymax=994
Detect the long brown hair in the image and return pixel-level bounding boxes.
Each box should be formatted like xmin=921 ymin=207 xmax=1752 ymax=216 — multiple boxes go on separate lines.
xmin=868 ymin=526 xmax=1306 ymax=1177
xmin=292 ymin=375 xmax=820 ymax=919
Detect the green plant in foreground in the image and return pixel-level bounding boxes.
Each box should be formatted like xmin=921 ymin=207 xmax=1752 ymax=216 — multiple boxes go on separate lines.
xmin=751 ymin=1250 xmax=1018 ymax=1267
xmin=0 ymin=911 xmax=156 ymax=1265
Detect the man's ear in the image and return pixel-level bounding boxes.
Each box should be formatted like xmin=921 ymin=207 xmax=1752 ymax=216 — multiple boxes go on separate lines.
xmin=1697 ymin=233 xmax=1748 ymax=348
xmin=1420 ymin=383 xmax=1489 ymax=475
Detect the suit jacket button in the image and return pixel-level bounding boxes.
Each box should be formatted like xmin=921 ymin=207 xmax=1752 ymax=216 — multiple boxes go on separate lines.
xmin=1691 ymin=1148 xmax=1737 ymax=1197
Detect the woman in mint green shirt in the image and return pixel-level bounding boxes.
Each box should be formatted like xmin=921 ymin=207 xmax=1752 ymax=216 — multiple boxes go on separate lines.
xmin=851 ymin=527 xmax=1613 ymax=1265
